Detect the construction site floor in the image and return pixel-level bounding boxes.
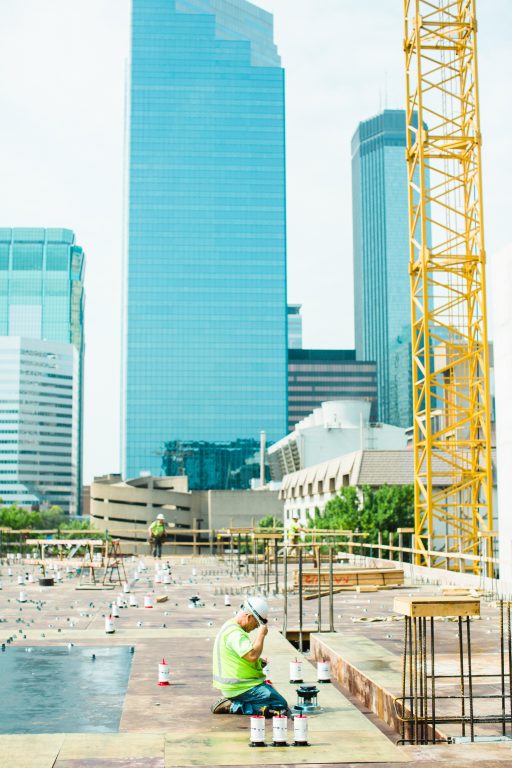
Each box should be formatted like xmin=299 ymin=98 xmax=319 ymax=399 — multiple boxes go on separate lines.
xmin=1 ymin=555 xmax=512 ymax=767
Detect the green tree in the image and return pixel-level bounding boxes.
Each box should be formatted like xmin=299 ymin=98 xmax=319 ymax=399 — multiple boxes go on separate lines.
xmin=309 ymin=484 xmax=414 ymax=544
xmin=258 ymin=514 xmax=283 ymax=529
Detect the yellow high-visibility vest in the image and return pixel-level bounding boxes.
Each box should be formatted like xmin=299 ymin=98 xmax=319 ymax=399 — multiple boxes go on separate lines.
xmin=212 ymin=619 xmax=264 ymax=697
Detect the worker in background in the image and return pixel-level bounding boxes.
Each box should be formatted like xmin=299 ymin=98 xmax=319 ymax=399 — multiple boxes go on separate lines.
xmin=211 ymin=596 xmax=288 ymax=716
xmin=148 ymin=513 xmax=167 ymax=559
xmin=286 ymin=511 xmax=305 ymax=559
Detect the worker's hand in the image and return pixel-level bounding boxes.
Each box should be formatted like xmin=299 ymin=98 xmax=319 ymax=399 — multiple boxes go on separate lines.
xmin=258 ymin=623 xmax=269 ymax=638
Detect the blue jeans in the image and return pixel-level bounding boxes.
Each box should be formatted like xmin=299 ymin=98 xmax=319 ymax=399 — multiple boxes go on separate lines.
xmin=229 ymin=682 xmax=288 ymax=715
xmin=151 ymin=539 xmax=162 ymax=558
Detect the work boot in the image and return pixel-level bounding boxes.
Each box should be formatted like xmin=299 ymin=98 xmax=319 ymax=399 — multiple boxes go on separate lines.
xmin=210 ymin=697 xmax=232 ymax=715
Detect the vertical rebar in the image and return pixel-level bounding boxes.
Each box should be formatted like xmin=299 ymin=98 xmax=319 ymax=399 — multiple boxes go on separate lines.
xmin=253 ymin=536 xmax=258 ymax=588
xmin=401 ymin=615 xmax=408 ymax=742
xmin=265 ymin=540 xmax=270 ymax=595
xmin=422 ymin=617 xmax=428 ymax=743
xmin=237 ymin=534 xmax=241 ymax=573
xmin=508 ymin=602 xmax=512 ymax=737
xmin=298 ymin=545 xmax=303 ymax=654
xmin=317 ymin=545 xmax=322 ymax=632
xmin=283 ymin=545 xmax=288 ymax=636
xmin=466 ymin=616 xmax=475 ymax=742
xmin=274 ymin=537 xmax=279 ymax=595
xmin=408 ymin=615 xmax=413 ymax=742
xmin=430 ymin=617 xmax=436 ymax=744
xmin=329 ymin=545 xmax=334 ymax=632
xmin=458 ymin=616 xmax=466 ymax=737
xmin=500 ymin=600 xmax=506 ymax=735
xmin=413 ymin=617 xmax=418 ymax=744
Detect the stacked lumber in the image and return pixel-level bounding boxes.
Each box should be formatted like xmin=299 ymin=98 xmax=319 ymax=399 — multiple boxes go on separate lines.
xmin=293 ymin=567 xmax=404 ymax=592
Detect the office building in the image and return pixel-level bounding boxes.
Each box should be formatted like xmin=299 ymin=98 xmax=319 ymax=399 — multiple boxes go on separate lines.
xmin=268 ymin=399 xmax=407 ymax=482
xmin=288 ymin=349 xmax=377 ymax=432
xmin=123 ymin=0 xmax=287 ymax=489
xmin=287 ymin=304 xmax=303 ymax=349
xmin=0 ymin=228 xmax=85 ymax=513
xmin=352 ymin=110 xmax=412 ymax=427
xmin=0 ymin=337 xmax=80 ymax=514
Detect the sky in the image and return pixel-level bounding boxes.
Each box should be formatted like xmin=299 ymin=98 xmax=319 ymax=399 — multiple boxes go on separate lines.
xmin=0 ymin=0 xmax=510 ymax=484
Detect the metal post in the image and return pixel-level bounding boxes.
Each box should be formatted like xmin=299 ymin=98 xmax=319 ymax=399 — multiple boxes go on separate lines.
xmin=254 ymin=536 xmax=259 ymax=588
xmin=298 ymin=546 xmax=303 ymax=654
xmin=265 ymin=539 xmax=270 ymax=595
xmin=399 ymin=531 xmax=404 ymax=564
xmin=283 ymin=545 xmax=288 ymax=637
xmin=458 ymin=616 xmax=466 ymax=737
xmin=466 ymin=616 xmax=475 ymax=742
xmin=430 ymin=617 xmax=436 ymax=743
xmin=378 ymin=531 xmax=383 ymax=560
xmin=237 ymin=533 xmax=241 ymax=573
xmin=508 ymin=603 xmax=512 ymax=736
xmin=274 ymin=537 xmax=279 ymax=595
xmin=500 ymin=600 xmax=506 ymax=735
xmin=389 ymin=532 xmax=394 ymax=562
xmin=329 ymin=545 xmax=334 ymax=632
xmin=317 ymin=544 xmax=322 ymax=632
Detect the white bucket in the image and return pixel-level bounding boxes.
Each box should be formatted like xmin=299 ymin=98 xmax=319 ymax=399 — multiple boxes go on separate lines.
xmin=7 ymin=568 xmax=12 ymax=577
xmin=317 ymin=660 xmax=331 ymax=683
xmin=224 ymin=595 xmax=231 ymax=606
xmin=111 ymin=602 xmax=120 ymax=618
xmin=105 ymin=615 xmax=115 ymax=634
xmin=144 ymin=594 xmax=154 ymax=609
xmin=158 ymin=659 xmax=170 ymax=686
xmin=293 ymin=714 xmax=309 ymax=745
xmin=250 ymin=715 xmax=265 ymax=746
xmin=192 ymin=568 xmax=197 ymax=577
xmin=289 ymin=659 xmax=303 ymax=683
xmin=163 ymin=572 xmax=171 ymax=584
xmin=129 ymin=594 xmax=138 ymax=607
xmin=19 ymin=591 xmax=27 ymax=603
xmin=272 ymin=715 xmax=287 ymax=745
xmin=17 ymin=575 xmax=24 ymax=585
xmin=123 ymin=582 xmax=130 ymax=593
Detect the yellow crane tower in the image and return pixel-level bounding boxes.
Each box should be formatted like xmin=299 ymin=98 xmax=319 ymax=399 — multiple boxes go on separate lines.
xmin=403 ymin=1 xmax=494 ymax=575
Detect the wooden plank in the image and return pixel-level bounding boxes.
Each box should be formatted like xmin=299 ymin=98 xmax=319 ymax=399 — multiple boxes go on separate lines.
xmin=393 ymin=595 xmax=480 ymax=618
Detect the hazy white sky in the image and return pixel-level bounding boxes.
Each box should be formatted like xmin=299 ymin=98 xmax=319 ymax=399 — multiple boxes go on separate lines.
xmin=0 ymin=0 xmax=510 ymax=483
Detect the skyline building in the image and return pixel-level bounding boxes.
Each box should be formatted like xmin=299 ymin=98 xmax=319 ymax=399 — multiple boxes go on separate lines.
xmin=288 ymin=349 xmax=377 ymax=432
xmin=122 ymin=0 xmax=288 ymax=488
xmin=352 ymin=109 xmax=412 ymax=428
xmin=0 ymin=338 xmax=80 ymax=514
xmin=287 ymin=304 xmax=302 ymax=349
xmin=0 ymin=227 xmax=85 ymax=513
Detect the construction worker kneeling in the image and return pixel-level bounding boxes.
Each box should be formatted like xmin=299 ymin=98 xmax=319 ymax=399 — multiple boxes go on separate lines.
xmin=211 ymin=596 xmax=289 ymax=716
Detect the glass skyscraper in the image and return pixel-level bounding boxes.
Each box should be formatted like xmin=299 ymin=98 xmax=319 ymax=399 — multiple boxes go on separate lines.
xmin=352 ymin=110 xmax=412 ymax=428
xmin=0 ymin=228 xmax=85 ymax=513
xmin=123 ymin=0 xmax=287 ymax=488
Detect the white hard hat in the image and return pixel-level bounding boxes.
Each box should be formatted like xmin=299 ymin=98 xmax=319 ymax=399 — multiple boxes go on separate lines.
xmin=292 ymin=512 xmax=300 ymax=519
xmin=242 ymin=595 xmax=268 ymax=625
xmin=156 ymin=514 xmax=165 ymax=520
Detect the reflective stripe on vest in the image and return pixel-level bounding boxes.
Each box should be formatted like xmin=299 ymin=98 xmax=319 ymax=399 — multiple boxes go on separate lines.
xmin=213 ymin=622 xmax=263 ymax=686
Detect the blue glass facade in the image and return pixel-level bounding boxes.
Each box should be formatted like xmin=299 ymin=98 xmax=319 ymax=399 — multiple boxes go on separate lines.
xmin=123 ymin=0 xmax=287 ymax=487
xmin=0 ymin=228 xmax=85 ymax=513
xmin=352 ymin=110 xmax=412 ymax=428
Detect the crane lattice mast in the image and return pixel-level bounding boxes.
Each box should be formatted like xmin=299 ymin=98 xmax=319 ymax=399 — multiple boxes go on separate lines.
xmin=403 ymin=0 xmax=494 ymax=574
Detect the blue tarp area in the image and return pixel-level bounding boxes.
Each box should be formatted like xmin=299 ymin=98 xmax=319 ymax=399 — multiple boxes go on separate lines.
xmin=0 ymin=645 xmax=133 ymax=733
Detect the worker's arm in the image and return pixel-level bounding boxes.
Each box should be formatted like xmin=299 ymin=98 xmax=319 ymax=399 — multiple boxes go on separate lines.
xmin=242 ymin=624 xmax=268 ymax=662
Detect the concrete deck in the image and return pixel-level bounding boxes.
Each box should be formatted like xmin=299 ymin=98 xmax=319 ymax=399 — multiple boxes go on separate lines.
xmin=0 ymin=555 xmax=511 ymax=766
